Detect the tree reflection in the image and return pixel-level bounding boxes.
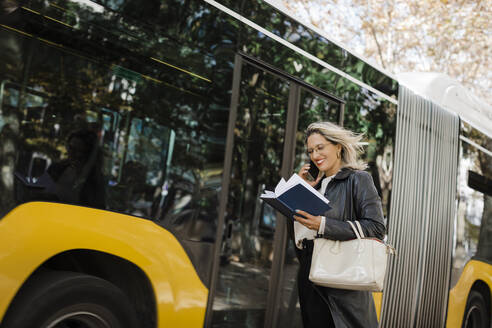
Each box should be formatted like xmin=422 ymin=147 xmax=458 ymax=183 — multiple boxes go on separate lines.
xmin=0 ymin=0 xmax=233 ymax=226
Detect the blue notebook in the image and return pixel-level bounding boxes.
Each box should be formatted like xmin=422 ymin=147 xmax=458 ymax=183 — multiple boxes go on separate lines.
xmin=260 ymin=174 xmax=331 ymax=219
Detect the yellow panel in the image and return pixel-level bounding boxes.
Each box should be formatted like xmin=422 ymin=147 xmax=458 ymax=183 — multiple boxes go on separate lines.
xmin=373 ymin=291 xmax=382 ymax=321
xmin=0 ymin=202 xmax=208 ymax=327
xmin=446 ymin=260 xmax=492 ymax=327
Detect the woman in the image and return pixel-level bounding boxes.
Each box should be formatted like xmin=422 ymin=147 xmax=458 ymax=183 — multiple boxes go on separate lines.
xmin=293 ymin=122 xmax=385 ymax=328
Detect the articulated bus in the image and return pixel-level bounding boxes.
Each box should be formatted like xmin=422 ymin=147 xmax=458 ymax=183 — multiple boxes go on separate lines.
xmin=0 ymin=0 xmax=490 ymax=327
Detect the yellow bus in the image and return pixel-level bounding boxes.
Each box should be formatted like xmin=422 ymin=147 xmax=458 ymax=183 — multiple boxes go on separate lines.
xmin=0 ymin=1 xmax=489 ymax=327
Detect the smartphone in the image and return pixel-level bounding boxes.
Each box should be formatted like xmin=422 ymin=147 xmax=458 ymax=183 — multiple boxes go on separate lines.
xmin=308 ymin=160 xmax=320 ymax=180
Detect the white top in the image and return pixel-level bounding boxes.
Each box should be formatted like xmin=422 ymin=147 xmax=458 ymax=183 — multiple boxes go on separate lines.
xmin=294 ymin=173 xmax=336 ymax=249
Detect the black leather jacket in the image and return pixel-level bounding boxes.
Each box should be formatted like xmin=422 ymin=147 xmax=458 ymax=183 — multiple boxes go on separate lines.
xmin=319 ymin=168 xmax=385 ymax=240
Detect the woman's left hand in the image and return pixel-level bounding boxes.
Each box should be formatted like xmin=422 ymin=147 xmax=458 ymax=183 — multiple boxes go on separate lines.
xmin=293 ymin=210 xmax=321 ymax=231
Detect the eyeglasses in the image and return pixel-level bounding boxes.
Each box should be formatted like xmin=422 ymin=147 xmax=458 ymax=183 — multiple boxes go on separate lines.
xmin=306 ymin=143 xmax=331 ymax=156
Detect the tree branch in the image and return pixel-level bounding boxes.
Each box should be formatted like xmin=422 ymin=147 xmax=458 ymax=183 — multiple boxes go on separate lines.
xmin=368 ymin=22 xmax=386 ymax=69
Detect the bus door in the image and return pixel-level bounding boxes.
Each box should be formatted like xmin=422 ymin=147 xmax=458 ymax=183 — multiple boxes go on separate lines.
xmin=207 ymin=54 xmax=343 ymax=328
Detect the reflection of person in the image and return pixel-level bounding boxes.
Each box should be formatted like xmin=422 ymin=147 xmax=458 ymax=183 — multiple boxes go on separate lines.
xmin=293 ymin=122 xmax=385 ymax=328
xmin=119 ymin=161 xmax=150 ymax=216
xmin=46 ymin=129 xmax=105 ymax=208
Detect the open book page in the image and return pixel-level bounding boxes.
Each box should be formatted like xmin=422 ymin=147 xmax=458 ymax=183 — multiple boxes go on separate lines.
xmin=275 ymin=174 xmax=329 ymax=204
xmin=260 ymin=190 xmax=276 ymax=198
xmin=273 ymin=178 xmax=286 ymax=195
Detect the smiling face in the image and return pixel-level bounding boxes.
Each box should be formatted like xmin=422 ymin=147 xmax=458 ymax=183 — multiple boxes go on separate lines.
xmin=307 ymin=133 xmax=342 ymax=177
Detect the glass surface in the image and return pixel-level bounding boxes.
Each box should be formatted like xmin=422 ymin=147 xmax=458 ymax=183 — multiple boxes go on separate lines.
xmin=0 ymin=0 xmax=229 ymax=201
xmin=293 ymin=88 xmax=341 ymax=171
xmin=342 ymin=86 xmax=397 ymax=221
xmin=0 ymin=0 xmax=236 ymax=285
xmin=451 ymin=123 xmax=492 ymax=286
xmin=211 ymin=63 xmax=290 ymax=327
xmin=239 ymin=22 xmax=343 ymax=98
xmin=275 ymin=240 xmax=303 ymax=328
xmin=214 ymin=0 xmax=398 ymax=99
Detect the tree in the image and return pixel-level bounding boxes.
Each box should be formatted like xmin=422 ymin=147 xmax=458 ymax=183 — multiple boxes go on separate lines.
xmin=281 ymin=0 xmax=491 ymax=103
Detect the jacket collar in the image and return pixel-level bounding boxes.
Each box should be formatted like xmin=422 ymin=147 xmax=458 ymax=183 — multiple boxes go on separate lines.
xmin=333 ymin=167 xmax=353 ymax=180
xmin=314 ymin=168 xmax=353 ymax=189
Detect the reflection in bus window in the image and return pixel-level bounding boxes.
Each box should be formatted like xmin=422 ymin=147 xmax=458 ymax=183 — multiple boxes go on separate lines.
xmin=0 ymin=0 xmax=230 ymax=249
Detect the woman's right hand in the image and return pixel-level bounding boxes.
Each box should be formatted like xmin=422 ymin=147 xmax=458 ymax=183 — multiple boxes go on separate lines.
xmin=298 ymin=163 xmax=323 ymax=187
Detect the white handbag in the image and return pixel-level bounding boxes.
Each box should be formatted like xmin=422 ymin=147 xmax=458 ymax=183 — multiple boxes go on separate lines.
xmin=309 ymin=220 xmax=395 ymax=291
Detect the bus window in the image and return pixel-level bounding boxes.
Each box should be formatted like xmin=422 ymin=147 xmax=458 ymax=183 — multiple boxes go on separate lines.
xmin=106 ymin=116 xmax=174 ymax=217
xmin=0 ymin=0 xmax=230 ymax=272
xmin=342 ymin=86 xmax=397 ymax=223
xmin=211 ymin=63 xmax=291 ymax=326
xmin=452 ymin=123 xmax=492 ymax=286
xmin=467 ymin=171 xmax=492 ymax=262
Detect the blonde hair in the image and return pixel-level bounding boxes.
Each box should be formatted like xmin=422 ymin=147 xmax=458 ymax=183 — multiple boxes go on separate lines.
xmin=305 ymin=122 xmax=367 ymax=170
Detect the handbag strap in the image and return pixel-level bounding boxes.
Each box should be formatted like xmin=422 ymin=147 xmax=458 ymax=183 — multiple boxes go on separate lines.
xmin=354 ymin=220 xmax=365 ymax=238
xmin=348 ymin=175 xmax=354 ymax=220
xmin=347 ymin=221 xmax=362 ymax=240
xmin=345 ymin=174 xmax=368 ymax=240
xmin=347 ymin=174 xmax=367 ymax=239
